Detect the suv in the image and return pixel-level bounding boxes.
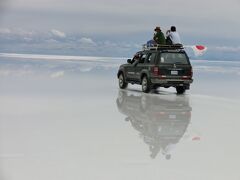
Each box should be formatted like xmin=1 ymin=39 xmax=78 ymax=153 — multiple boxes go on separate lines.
xmin=117 ymin=45 xmax=193 ymax=94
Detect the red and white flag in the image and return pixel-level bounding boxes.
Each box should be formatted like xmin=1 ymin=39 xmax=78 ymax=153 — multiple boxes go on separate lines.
xmin=184 ymin=45 xmax=207 ymax=56
xmin=191 ymin=45 xmax=207 ymax=56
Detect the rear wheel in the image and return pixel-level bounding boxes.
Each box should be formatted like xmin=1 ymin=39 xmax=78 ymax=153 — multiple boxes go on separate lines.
xmin=119 ymin=73 xmax=128 ymax=89
xmin=142 ymin=76 xmax=151 ymax=93
xmin=176 ymin=86 xmax=186 ymax=94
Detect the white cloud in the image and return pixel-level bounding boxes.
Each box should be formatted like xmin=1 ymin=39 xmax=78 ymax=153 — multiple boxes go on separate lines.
xmin=0 ymin=28 xmax=11 ymax=34
xmin=214 ymin=46 xmax=240 ymax=52
xmin=23 ymin=37 xmax=33 ymax=42
xmin=103 ymin=41 xmax=117 ymax=47
xmin=79 ymin=37 xmax=96 ymax=46
xmin=0 ymin=28 xmax=35 ymax=37
xmin=79 ymin=67 xmax=93 ymax=72
xmin=50 ymin=71 xmax=65 ymax=78
xmin=51 ymin=29 xmax=66 ymax=38
xmin=15 ymin=28 xmax=34 ymax=36
xmin=0 ymin=69 xmax=33 ymax=77
xmin=45 ymin=38 xmax=59 ymax=43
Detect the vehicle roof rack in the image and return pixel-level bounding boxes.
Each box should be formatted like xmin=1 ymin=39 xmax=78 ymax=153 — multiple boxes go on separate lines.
xmin=142 ymin=44 xmax=184 ymax=51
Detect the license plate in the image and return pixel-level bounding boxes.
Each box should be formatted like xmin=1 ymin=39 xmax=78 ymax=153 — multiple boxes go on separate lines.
xmin=171 ymin=70 xmax=178 ymax=75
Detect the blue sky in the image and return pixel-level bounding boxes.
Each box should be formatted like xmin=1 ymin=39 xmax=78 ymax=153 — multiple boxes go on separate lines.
xmin=0 ymin=0 xmax=240 ymax=59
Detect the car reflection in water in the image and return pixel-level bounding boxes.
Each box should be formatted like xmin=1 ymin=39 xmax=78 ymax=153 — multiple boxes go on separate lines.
xmin=116 ymin=90 xmax=193 ymax=160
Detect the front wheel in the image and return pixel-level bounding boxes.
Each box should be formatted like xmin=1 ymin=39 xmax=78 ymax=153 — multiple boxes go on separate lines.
xmin=176 ymin=86 xmax=186 ymax=94
xmin=118 ymin=73 xmax=128 ymax=89
xmin=142 ymin=76 xmax=151 ymax=93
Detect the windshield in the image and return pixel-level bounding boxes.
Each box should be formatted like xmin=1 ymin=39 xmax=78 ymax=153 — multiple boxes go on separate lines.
xmin=158 ymin=52 xmax=189 ymax=64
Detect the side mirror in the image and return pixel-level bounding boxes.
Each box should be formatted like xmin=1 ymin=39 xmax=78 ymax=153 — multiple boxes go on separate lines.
xmin=127 ymin=59 xmax=132 ymax=64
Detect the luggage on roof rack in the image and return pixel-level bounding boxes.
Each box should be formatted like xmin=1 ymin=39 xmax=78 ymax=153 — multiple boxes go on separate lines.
xmin=142 ymin=44 xmax=184 ymax=51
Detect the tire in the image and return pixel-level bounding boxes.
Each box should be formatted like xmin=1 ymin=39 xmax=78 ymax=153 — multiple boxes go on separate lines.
xmin=141 ymin=76 xmax=151 ymax=93
xmin=118 ymin=73 xmax=128 ymax=89
xmin=176 ymin=86 xmax=186 ymax=94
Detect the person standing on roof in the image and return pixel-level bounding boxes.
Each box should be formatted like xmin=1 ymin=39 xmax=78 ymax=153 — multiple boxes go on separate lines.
xmin=153 ymin=26 xmax=166 ymax=45
xmin=166 ymin=26 xmax=181 ymax=45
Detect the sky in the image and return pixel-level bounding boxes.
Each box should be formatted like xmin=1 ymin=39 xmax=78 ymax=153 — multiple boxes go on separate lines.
xmin=0 ymin=0 xmax=240 ymax=59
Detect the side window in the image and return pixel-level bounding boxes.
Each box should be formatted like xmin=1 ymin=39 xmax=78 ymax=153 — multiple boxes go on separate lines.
xmin=145 ymin=53 xmax=156 ymax=64
xmin=139 ymin=54 xmax=146 ymax=63
xmin=131 ymin=53 xmax=141 ymax=64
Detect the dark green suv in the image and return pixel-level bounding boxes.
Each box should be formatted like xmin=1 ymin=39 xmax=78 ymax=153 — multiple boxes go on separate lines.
xmin=117 ymin=45 xmax=193 ymax=94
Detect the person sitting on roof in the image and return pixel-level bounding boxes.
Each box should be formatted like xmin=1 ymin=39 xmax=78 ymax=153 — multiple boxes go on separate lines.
xmin=166 ymin=26 xmax=181 ymax=45
xmin=146 ymin=39 xmax=157 ymax=47
xmin=153 ymin=26 xmax=166 ymax=45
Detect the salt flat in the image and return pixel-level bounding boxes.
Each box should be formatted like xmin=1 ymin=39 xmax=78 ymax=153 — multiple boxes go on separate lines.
xmin=0 ymin=56 xmax=240 ymax=180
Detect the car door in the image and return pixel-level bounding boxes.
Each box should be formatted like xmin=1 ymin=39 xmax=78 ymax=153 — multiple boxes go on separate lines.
xmin=135 ymin=52 xmax=157 ymax=81
xmin=125 ymin=53 xmax=141 ymax=80
xmin=125 ymin=63 xmax=135 ymax=80
xmin=134 ymin=53 xmax=147 ymax=81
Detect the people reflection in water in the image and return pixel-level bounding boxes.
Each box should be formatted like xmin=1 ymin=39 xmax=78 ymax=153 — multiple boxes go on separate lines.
xmin=116 ymin=90 xmax=192 ymax=159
